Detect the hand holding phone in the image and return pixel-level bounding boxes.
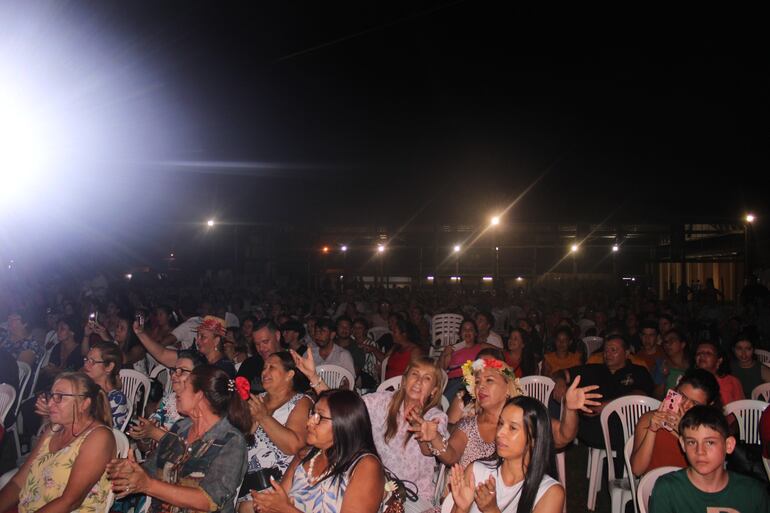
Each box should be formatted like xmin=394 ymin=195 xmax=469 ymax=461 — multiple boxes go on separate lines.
xmin=659 ymin=389 xmax=683 ymax=431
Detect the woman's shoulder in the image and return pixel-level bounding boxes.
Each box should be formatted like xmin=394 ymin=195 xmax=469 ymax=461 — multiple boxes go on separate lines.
xmin=456 ymin=414 xmax=477 ymax=432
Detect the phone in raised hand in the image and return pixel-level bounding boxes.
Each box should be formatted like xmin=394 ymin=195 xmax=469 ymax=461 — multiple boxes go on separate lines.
xmin=659 ymin=389 xmax=683 ymax=430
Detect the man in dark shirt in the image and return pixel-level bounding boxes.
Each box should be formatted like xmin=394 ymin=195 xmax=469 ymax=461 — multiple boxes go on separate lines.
xmin=568 ymin=333 xmax=654 ymax=474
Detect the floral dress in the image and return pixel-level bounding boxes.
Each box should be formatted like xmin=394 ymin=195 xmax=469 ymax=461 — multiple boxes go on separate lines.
xmin=19 ymin=426 xmax=112 ymax=513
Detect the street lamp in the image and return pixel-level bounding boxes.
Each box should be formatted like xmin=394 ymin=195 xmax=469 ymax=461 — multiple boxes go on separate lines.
xmin=453 ymin=244 xmax=461 ymax=253
xmin=490 ymin=216 xmax=500 ymax=226
xmin=744 ymin=213 xmax=756 ymax=282
xmin=570 ymin=244 xmax=579 ymax=253
xmin=612 ymin=244 xmax=619 ymax=252
xmin=745 ymin=213 xmax=755 ymax=224
xmin=341 ymin=245 xmax=348 ymax=252
xmin=322 ymin=246 xmax=330 ymax=254
xmin=377 ymin=244 xmax=385 ymax=253
xmin=206 ymin=219 xmax=215 ymax=227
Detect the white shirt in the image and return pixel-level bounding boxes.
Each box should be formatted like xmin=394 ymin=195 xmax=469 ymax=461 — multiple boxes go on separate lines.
xmin=443 ymin=463 xmax=560 ymax=513
xmin=483 ymin=330 xmax=504 ymax=349
xmin=311 ymin=343 xmax=356 ymax=380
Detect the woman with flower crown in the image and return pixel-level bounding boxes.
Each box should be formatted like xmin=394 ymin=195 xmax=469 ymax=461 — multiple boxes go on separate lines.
xmin=409 ymin=356 xmax=601 ymax=470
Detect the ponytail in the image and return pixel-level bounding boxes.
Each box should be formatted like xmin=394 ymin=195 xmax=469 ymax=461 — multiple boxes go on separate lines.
xmin=55 ymin=371 xmax=113 ymax=428
xmin=189 ymin=366 xmax=254 ymax=439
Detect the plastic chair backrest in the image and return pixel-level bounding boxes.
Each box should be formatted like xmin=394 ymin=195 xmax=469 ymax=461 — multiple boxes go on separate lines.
xmin=377 ymin=376 xmax=402 ymax=392
xmin=600 ymin=395 xmax=660 ymax=481
xmin=150 ymin=365 xmax=173 ymax=396
xmin=582 ymin=336 xmax=604 ymax=357
xmin=637 ymin=466 xmax=680 ymax=513
xmin=519 ymin=375 xmax=555 ymax=406
xmin=431 ymin=314 xmax=464 ymax=348
xmin=380 ymin=354 xmax=390 ymax=382
xmin=119 ymin=369 xmax=152 ymax=428
xmin=367 ymin=327 xmax=390 ymax=344
xmin=751 ymin=382 xmax=770 ymax=402
xmin=723 ymin=399 xmax=768 ymax=445
xmin=754 ymin=349 xmax=770 ymax=366
xmin=316 ymin=364 xmax=355 ymax=390
xmin=104 ymin=429 xmax=130 ymax=513
xmin=28 ymin=345 xmax=56 ymax=400
xmin=0 ymin=384 xmax=16 ymax=424
xmin=15 ymin=362 xmax=31 ymax=415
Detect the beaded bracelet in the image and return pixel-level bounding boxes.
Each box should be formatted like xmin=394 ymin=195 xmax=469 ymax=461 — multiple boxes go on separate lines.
xmin=429 ymin=434 xmax=449 ymax=457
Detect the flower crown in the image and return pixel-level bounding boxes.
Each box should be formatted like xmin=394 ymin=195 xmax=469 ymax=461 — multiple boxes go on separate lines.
xmin=461 ymin=358 xmax=521 ymax=398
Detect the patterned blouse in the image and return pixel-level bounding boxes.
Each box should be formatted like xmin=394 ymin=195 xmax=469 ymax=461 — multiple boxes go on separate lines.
xmin=108 ymin=389 xmax=129 ymax=429
xmin=245 ymin=393 xmax=307 ymax=476
xmin=456 ymin=415 xmax=496 ymax=469
xmin=289 ymin=453 xmax=378 ymax=513
xmin=149 ymin=391 xmax=181 ymax=431
xmin=363 ymin=390 xmax=448 ymax=502
xmin=19 ymin=425 xmax=112 ymax=513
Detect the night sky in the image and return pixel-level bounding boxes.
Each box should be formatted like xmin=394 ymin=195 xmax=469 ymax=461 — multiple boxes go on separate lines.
xmin=2 ymin=2 xmax=767 ymax=267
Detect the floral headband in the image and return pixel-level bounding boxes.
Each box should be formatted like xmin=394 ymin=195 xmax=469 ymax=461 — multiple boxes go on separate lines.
xmin=461 ymin=358 xmax=522 ymax=399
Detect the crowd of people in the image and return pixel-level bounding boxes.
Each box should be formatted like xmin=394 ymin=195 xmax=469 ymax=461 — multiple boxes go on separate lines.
xmin=0 ymin=276 xmax=769 ymax=513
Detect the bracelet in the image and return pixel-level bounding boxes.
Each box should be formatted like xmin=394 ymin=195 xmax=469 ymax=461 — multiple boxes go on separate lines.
xmin=309 ymin=377 xmax=324 ymax=389
xmin=429 ymin=434 xmax=449 ymax=457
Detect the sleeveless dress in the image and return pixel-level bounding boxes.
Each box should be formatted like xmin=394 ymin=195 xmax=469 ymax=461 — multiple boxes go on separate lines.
xmin=289 ymin=453 xmax=380 ymax=513
xmin=246 ymin=393 xmax=306 ymax=473
xmin=456 ymin=416 xmax=496 ymax=468
xmin=18 ymin=425 xmax=112 ymax=513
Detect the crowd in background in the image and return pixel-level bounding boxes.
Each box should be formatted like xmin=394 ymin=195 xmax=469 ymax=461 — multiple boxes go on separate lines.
xmin=0 ymin=274 xmax=769 ymax=513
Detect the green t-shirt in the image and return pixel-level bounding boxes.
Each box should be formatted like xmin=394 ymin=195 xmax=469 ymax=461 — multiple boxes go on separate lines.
xmin=649 ymin=469 xmax=769 ymax=513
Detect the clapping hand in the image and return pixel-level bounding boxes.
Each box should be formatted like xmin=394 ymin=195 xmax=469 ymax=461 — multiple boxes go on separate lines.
xmin=449 ymin=464 xmax=475 ymax=513
xmin=251 ymin=477 xmax=292 ymax=513
xmin=290 ymin=349 xmax=317 ymax=382
xmin=474 ymin=475 xmax=497 ymax=513
xmin=106 ymin=451 xmax=150 ymax=499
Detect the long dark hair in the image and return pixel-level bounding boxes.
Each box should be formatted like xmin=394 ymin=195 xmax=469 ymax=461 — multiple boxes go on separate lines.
xmin=483 ymin=396 xmax=556 ymax=513
xmin=270 ymin=351 xmax=310 ymax=393
xmin=508 ymin=328 xmax=538 ymax=377
xmin=302 ymin=389 xmax=379 ymax=484
xmin=677 ymin=367 xmax=722 ymax=408
xmin=92 ymin=341 xmax=123 ymax=390
xmin=189 ymin=365 xmax=252 ymax=436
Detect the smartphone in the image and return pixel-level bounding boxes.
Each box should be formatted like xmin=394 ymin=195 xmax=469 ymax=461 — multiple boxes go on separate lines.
xmin=88 ymin=312 xmax=97 ymax=325
xmin=660 ymin=389 xmax=682 ymax=430
xmin=135 ymin=312 xmax=145 ymax=328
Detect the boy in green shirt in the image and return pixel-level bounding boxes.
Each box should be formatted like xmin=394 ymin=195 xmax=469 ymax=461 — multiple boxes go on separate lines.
xmin=649 ymin=405 xmax=769 ymax=513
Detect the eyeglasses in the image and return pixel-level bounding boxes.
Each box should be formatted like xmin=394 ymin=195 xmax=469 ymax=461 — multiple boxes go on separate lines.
xmin=308 ymin=411 xmax=332 ymax=424
xmin=41 ymin=392 xmax=87 ymax=403
xmin=171 ymin=367 xmax=193 ymax=375
xmin=83 ymin=357 xmax=105 ymax=365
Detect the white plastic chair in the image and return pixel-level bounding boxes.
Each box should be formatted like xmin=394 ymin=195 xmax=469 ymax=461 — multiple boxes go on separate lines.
xmin=150 ymin=365 xmax=173 ymax=396
xmin=430 ymin=313 xmax=463 ymax=351
xmin=582 ymin=336 xmax=604 ymax=358
xmin=119 ymin=369 xmax=152 ymax=430
xmin=377 ymin=375 xmax=402 ymax=392
xmin=9 ymin=362 xmax=32 ymax=461
xmin=0 ymin=468 xmax=17 ymax=490
xmin=751 ymin=382 xmax=770 ymax=402
xmin=637 ymin=466 xmax=680 ymax=513
xmin=367 ymin=327 xmax=390 ymax=344
xmin=519 ymin=375 xmax=555 ymax=406
xmin=764 ymin=456 xmax=770 ymax=483
xmin=433 ymin=463 xmax=449 ymax=507
xmin=380 ymin=354 xmax=390 ymax=382
xmin=754 ymin=349 xmax=770 ymax=366
xmin=622 ymin=436 xmax=640 ymax=513
xmin=588 ymin=395 xmax=660 ymax=511
xmin=316 ymin=364 xmax=355 ymax=390
xmin=723 ymin=399 xmax=768 ymax=445
xmin=104 ymin=428 xmax=130 ymax=513
xmin=0 ymin=384 xmax=16 ymax=425
xmin=27 ymin=344 xmax=55 ymax=401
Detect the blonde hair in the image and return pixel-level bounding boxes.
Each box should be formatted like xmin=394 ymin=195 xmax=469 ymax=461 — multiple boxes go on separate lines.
xmin=385 ymin=356 xmax=445 ymax=446
xmin=54 ymin=371 xmax=113 ymax=428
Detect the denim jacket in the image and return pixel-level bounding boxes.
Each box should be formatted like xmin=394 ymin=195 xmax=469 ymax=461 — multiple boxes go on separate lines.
xmin=143 ymin=417 xmax=247 ymax=513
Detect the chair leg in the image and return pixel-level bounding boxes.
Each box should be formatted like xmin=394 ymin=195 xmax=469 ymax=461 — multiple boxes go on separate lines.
xmin=12 ymin=427 xmax=21 ymax=465
xmin=587 ymin=448 xmax=604 ymax=510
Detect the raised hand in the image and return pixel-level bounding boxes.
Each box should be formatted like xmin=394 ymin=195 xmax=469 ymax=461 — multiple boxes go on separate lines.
xmin=405 ymin=408 xmax=439 ymax=443
xmin=289 ymin=348 xmax=316 ymax=380
xmin=449 ymin=464 xmax=475 ymax=513
xmin=564 ymin=375 xmax=602 ymax=413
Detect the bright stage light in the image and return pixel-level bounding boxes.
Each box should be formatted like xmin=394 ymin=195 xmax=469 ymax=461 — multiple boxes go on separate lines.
xmin=0 ymin=84 xmax=49 ymax=206
xmin=207 ymin=219 xmax=215 ymax=227
xmin=377 ymin=244 xmax=385 ymax=253
xmin=570 ymin=244 xmax=579 ymax=253
xmin=341 ymin=245 xmax=348 ymax=252
xmin=490 ymin=216 xmax=500 ymax=226
xmin=453 ymin=244 xmax=461 ymax=253
xmin=612 ymin=244 xmax=619 ymax=252
xmin=745 ymin=214 xmax=755 ymax=223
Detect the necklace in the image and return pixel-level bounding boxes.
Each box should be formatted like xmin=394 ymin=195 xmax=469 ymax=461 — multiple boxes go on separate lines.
xmin=306 ymin=450 xmax=326 ymax=484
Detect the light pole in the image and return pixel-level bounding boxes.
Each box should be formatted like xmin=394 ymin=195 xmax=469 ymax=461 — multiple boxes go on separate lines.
xmin=490 ymin=216 xmax=500 ymax=285
xmin=744 ymin=214 xmax=756 ymax=282
xmin=570 ymin=243 xmax=579 ymax=274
